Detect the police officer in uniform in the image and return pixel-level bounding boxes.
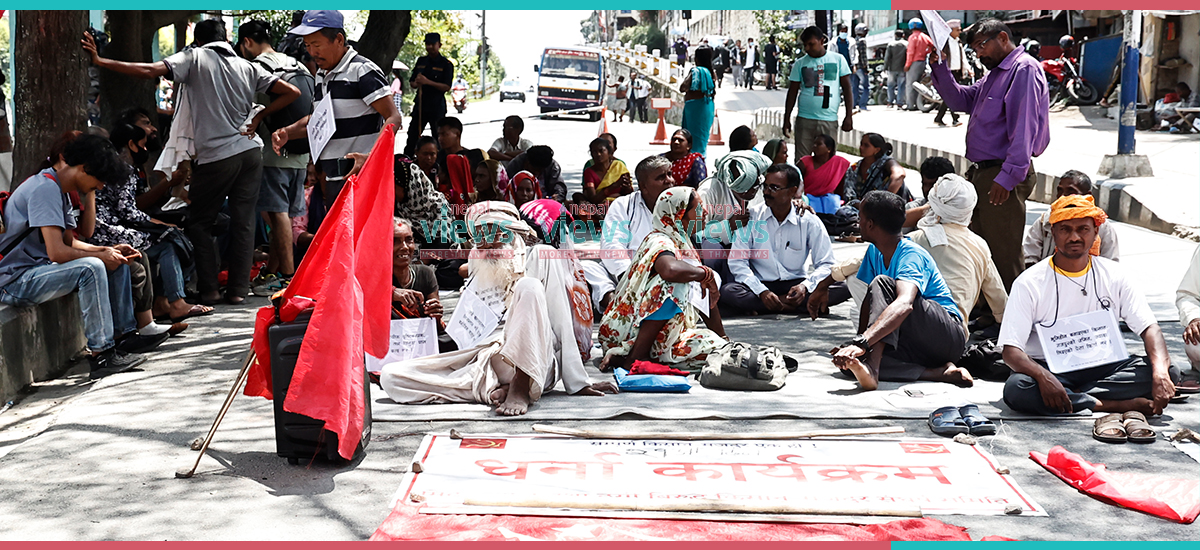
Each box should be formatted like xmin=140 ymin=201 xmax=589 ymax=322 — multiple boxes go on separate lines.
xmin=405 ymin=33 xmax=455 ymax=156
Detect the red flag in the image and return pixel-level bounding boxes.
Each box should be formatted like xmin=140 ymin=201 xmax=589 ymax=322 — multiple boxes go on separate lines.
xmin=245 ymin=126 xmax=395 ymax=459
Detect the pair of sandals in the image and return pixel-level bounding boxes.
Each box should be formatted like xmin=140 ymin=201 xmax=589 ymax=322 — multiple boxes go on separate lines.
xmin=1093 ymin=411 xmax=1156 ymax=444
xmin=928 ymin=404 xmax=996 ymax=436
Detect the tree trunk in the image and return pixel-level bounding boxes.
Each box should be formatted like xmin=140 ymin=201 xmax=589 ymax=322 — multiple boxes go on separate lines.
xmin=356 ymin=10 xmax=412 ymax=76
xmin=12 ymin=11 xmax=89 ymax=188
xmin=97 ymin=10 xmax=200 ymax=129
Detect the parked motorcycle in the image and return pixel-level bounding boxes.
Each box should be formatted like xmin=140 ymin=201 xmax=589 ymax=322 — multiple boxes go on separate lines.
xmin=451 ymin=83 xmax=468 ymax=113
xmin=1042 ymin=55 xmax=1098 ymax=106
xmin=912 ymin=65 xmax=942 ymax=114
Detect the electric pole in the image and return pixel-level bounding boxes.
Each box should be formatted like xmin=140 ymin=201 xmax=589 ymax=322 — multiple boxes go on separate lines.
xmin=478 ymin=10 xmax=488 ymax=98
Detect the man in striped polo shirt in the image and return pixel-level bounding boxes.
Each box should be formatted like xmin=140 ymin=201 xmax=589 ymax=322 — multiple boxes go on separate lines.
xmin=271 ymin=10 xmax=404 ymax=201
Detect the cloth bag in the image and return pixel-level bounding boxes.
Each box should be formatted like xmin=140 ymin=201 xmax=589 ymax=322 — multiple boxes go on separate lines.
xmin=699 ymin=342 xmax=795 ymax=391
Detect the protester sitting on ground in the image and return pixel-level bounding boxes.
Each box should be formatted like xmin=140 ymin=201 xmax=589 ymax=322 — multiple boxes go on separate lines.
xmin=439 ymin=151 xmax=476 ymax=209
xmin=1154 ymin=82 xmax=1192 ymax=131
xmin=661 ymin=129 xmax=708 ymax=189
xmin=581 ymin=156 xmax=676 ymax=314
xmin=1000 ymin=194 xmax=1179 ymax=417
xmin=598 ymin=187 xmax=727 ymax=373
xmin=115 ymin=107 xmax=188 ymax=218
xmin=697 ymin=151 xmax=771 ymax=247
xmin=584 ymin=133 xmax=621 ymax=171
xmin=577 ymin=137 xmax=632 ymax=215
xmin=473 ymin=159 xmax=509 ymax=202
xmin=0 ymin=134 xmax=147 ymax=376
xmin=381 ymin=202 xmax=616 ymax=416
xmin=507 ymin=171 xmax=541 ymax=208
xmin=96 ymin=124 xmax=206 ymax=329
xmin=844 ymin=133 xmax=911 ymax=203
xmin=904 ymin=156 xmax=957 ymax=228
xmin=413 ymin=136 xmax=439 ymax=184
xmin=798 ymin=134 xmax=850 ymax=214
xmin=722 ymin=164 xmax=849 ymax=316
xmin=391 ymin=217 xmax=452 ymax=353
xmin=394 ymin=154 xmax=450 ymax=247
xmin=520 ymin=199 xmax=574 ymax=249
xmin=1022 ymin=170 xmax=1119 ymax=267
xmin=728 ymin=125 xmax=759 ymax=152
xmin=1178 ymin=245 xmax=1200 ymax=375
xmin=506 ymin=145 xmax=566 ymax=203
xmin=827 ymin=191 xmax=972 ymax=391
xmin=487 ymin=115 xmax=534 ymax=162
xmin=435 ymin=116 xmax=467 ymax=169
xmin=84 ymin=19 xmax=303 ymax=307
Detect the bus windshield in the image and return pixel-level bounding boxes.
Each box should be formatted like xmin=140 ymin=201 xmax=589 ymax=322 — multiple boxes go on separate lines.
xmin=541 ymin=50 xmax=601 ymax=80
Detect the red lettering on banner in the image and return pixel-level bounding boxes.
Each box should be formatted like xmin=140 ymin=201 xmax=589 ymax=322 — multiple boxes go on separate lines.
xmin=648 ymin=463 xmax=726 ymax=482
xmin=814 ymin=466 xmax=891 ymax=483
xmin=476 ymin=453 xmax=623 ymax=482
xmin=900 ymin=442 xmax=949 ymax=454
xmin=892 ymin=465 xmax=952 ymax=485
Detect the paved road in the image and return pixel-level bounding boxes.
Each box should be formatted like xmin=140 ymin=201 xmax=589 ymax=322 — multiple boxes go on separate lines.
xmin=0 ymin=94 xmax=1197 ymax=541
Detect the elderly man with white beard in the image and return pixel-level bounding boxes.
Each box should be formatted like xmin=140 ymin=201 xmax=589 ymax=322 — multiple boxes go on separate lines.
xmin=380 ymin=201 xmax=617 ymax=416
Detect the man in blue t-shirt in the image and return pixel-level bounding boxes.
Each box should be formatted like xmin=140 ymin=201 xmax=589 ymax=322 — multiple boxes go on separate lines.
xmin=830 ymin=191 xmax=971 ymax=391
xmin=782 ymin=26 xmax=854 ymax=161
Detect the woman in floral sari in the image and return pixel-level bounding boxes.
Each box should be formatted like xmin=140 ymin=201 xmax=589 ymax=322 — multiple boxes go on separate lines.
xmin=598 ymin=187 xmax=727 ymax=373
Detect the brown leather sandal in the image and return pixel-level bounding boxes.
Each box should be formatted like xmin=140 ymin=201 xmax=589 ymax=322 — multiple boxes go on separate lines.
xmin=1122 ymin=411 xmax=1156 ymax=444
xmin=1092 ymin=413 xmax=1127 ymax=443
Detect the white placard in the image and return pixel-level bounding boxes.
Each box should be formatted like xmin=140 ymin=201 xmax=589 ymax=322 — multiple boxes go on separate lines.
xmin=366 ymin=318 xmax=439 ymax=374
xmin=446 ymin=287 xmax=501 ymax=350
xmin=306 ymin=93 xmax=335 ymax=160
xmin=689 ymin=281 xmax=710 ymax=318
xmin=1035 ymin=309 xmax=1130 ymax=374
xmin=920 ymin=10 xmax=952 ymax=54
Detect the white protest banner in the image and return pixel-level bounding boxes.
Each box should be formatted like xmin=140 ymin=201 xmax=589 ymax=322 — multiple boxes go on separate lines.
xmin=394 ymin=435 xmax=1045 ymax=517
xmin=446 ymin=287 xmax=501 ymax=349
xmin=306 ymin=93 xmax=335 ymax=160
xmin=366 ymin=318 xmax=439 ymax=374
xmin=1036 ymin=309 xmax=1130 ymax=374
xmin=920 ymin=10 xmax=952 ymax=53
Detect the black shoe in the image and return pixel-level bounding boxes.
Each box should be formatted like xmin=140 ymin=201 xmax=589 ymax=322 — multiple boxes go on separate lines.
xmin=89 ymin=349 xmax=147 ymax=379
xmin=114 ymin=331 xmax=171 ymax=354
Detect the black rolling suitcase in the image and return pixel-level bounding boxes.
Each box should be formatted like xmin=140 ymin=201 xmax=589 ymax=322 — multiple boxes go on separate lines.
xmin=268 ymin=310 xmax=372 ymax=464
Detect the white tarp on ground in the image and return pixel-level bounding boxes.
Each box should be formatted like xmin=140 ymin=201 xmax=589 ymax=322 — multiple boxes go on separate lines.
xmin=395 ymin=434 xmax=1046 ymax=518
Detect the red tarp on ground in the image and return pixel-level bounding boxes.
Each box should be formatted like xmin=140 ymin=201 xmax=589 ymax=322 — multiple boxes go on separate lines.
xmin=1031 ymin=445 xmax=1200 ymax=524
xmin=370 ymin=505 xmax=1007 ymax=541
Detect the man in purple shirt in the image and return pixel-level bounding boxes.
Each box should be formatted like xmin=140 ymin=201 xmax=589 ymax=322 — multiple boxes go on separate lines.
xmin=930 ymin=19 xmax=1049 ymax=292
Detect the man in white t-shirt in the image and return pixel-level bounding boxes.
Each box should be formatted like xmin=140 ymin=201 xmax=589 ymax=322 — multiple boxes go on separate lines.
xmin=487 ymin=116 xmax=534 ymax=163
xmin=1000 ymin=195 xmax=1179 ymax=417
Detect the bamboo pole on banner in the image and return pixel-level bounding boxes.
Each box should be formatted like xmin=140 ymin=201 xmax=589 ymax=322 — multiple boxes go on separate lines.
xmin=175 ymin=347 xmax=256 ymax=479
xmin=531 ymin=425 xmax=904 ymax=440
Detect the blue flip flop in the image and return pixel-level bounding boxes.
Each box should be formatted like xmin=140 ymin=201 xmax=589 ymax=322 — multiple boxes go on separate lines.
xmin=959 ymin=403 xmax=997 ymax=436
xmin=928 ymin=405 xmax=969 ymax=436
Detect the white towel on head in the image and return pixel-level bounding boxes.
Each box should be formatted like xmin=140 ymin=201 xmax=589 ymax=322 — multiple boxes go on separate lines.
xmin=918 ymin=173 xmax=976 ymax=247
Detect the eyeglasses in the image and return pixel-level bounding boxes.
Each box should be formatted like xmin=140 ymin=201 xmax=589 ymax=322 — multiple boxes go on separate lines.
xmin=971 ymin=37 xmax=992 ymax=50
xmin=764 ymin=184 xmax=789 ymax=193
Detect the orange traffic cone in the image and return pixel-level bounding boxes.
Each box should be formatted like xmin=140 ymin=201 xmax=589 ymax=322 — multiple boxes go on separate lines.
xmin=649 ymin=99 xmax=672 ymax=145
xmin=708 ymin=110 xmax=725 ymax=146
xmin=598 ymin=106 xmax=609 ymax=136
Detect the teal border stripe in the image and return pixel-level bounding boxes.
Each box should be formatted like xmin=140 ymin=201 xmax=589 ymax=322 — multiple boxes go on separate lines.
xmin=0 ymin=2 xmax=893 ymax=9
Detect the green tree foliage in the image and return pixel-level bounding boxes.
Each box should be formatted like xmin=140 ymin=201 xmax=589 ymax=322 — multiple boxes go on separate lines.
xmin=754 ymin=11 xmax=801 ymax=79
xmin=618 ymin=24 xmax=666 ymax=55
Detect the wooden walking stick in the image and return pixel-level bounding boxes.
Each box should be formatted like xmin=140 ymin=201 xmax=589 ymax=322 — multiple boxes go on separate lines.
xmin=176 ymin=348 xmax=257 ymax=479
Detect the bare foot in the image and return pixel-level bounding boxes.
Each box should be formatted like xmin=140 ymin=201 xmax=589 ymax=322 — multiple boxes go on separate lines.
xmin=942 ymin=363 xmax=974 ymax=388
xmin=488 ymin=385 xmax=509 ymax=406
xmin=496 ymin=390 xmax=531 ymax=416
xmin=1095 ymin=397 xmax=1154 ymax=415
xmin=842 ymin=357 xmax=878 ymax=391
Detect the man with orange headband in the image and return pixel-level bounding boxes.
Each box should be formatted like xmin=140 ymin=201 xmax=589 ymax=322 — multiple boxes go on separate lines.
xmin=1000 ymin=195 xmax=1179 ymax=425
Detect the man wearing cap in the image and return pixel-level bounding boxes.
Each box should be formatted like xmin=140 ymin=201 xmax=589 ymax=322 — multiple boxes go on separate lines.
xmin=271 ymin=10 xmax=403 ymax=201
xmin=933 ymin=20 xmax=966 ymax=126
xmin=929 ymin=19 xmax=1049 ymax=293
xmin=904 ymin=19 xmax=935 ymax=111
xmin=82 ymin=19 xmax=301 ymax=305
xmin=404 ymin=33 xmax=455 ymax=156
xmin=999 ymin=195 xmax=1179 ymax=417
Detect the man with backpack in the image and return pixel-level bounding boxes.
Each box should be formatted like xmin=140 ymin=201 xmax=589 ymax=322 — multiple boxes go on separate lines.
xmin=83 ymin=19 xmax=301 ymax=306
xmin=237 ymin=20 xmax=314 ymax=296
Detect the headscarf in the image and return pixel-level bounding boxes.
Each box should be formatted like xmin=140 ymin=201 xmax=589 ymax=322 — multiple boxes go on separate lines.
xmin=476 ymin=159 xmax=509 ymax=202
xmin=917 ymin=174 xmax=977 ymax=247
xmin=762 ymin=138 xmax=785 ymax=164
xmin=1049 ymin=194 xmax=1108 ymax=256
xmin=652 ymin=186 xmax=702 ymax=251
xmin=394 ymin=155 xmax=450 ymax=228
xmin=506 ymin=170 xmax=543 ymax=203
xmin=714 ymin=150 xmax=772 ymax=193
xmin=464 ymin=200 xmax=540 ymax=247
xmin=441 ymin=154 xmax=476 ymax=207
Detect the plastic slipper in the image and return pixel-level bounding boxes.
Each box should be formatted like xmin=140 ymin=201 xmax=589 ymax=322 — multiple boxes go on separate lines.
xmin=928 ymin=405 xmax=969 ymax=436
xmin=1175 ymin=378 xmax=1200 ymax=394
xmin=1122 ymin=411 xmax=1156 ymax=444
xmin=1092 ymin=413 xmax=1127 ymax=443
xmin=958 ymin=403 xmax=997 ymax=436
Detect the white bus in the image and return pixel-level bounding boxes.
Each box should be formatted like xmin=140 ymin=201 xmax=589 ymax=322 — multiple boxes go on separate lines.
xmin=534 ymin=46 xmax=605 ymax=121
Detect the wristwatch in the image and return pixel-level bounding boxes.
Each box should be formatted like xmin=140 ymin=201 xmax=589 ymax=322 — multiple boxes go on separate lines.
xmin=843 ymin=335 xmax=871 ymax=354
